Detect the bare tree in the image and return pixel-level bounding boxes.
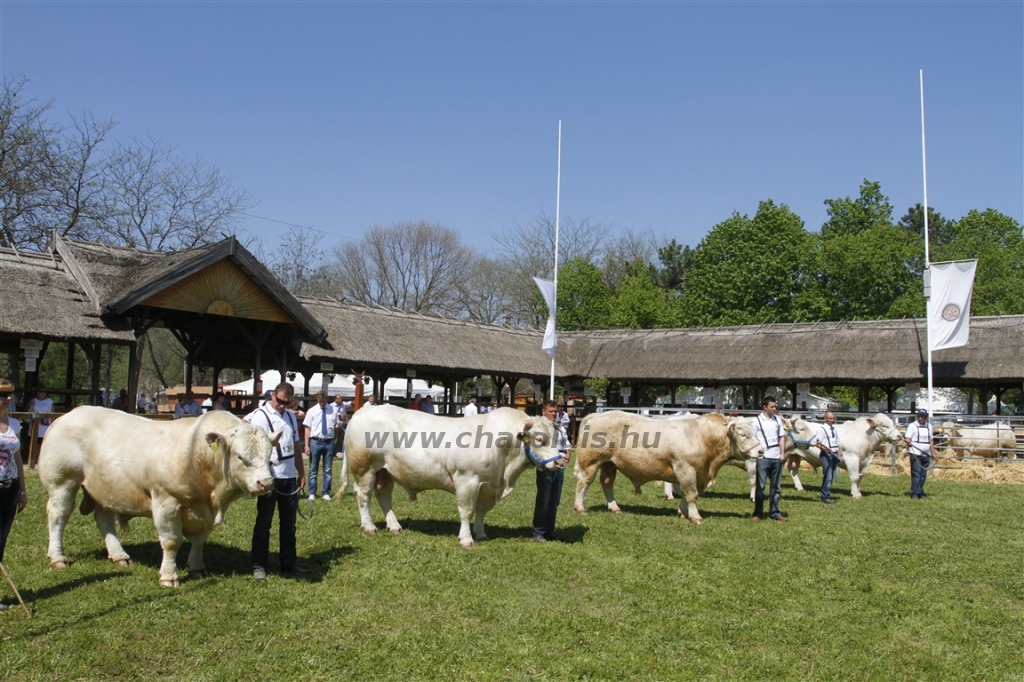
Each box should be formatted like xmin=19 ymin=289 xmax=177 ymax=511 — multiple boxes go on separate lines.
xmin=0 ymin=77 xmax=60 ymax=248
xmin=267 ymin=225 xmax=335 ymax=297
xmin=490 ymin=214 xmax=610 ymax=325
xmin=103 ymin=137 xmax=251 ymax=251
xmin=600 ymin=228 xmax=657 ymax=288
xmin=0 ymin=77 xmax=250 ymax=252
xmin=454 ymin=255 xmax=517 ymax=325
xmin=327 ymin=221 xmax=474 ymax=314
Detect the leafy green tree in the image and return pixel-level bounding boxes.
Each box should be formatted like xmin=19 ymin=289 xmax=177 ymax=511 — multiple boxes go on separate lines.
xmin=608 ymin=263 xmax=681 ymax=329
xmin=935 ymin=209 xmax=1024 ymax=316
xmin=555 ymin=258 xmax=613 ymax=330
xmin=821 ymin=179 xmax=894 ymax=239
xmin=898 ymin=203 xmax=956 ymax=252
xmin=817 ymin=224 xmax=922 ymax=319
xmin=680 ymin=200 xmax=816 ymax=326
xmin=651 ymin=238 xmax=693 ymax=291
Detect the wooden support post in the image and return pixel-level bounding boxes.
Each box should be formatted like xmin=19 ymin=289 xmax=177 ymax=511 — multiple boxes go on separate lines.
xmin=65 ymin=341 xmax=76 ymax=411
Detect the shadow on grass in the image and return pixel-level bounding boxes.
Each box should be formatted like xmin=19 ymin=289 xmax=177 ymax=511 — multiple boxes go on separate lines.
xmin=397 ymin=517 xmax=590 ymax=545
xmin=94 ymin=540 xmax=357 ymax=584
xmin=16 ymin=570 xmax=126 ymax=605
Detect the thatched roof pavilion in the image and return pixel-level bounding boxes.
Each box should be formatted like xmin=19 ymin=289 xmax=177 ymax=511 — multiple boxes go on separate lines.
xmin=0 ymin=235 xmax=1020 ymax=412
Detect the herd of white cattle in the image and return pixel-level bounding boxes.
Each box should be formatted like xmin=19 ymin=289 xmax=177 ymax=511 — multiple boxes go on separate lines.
xmin=35 ymin=404 xmax=1019 ymax=586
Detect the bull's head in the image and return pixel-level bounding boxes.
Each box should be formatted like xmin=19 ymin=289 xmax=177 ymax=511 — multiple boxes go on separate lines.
xmin=206 ymin=423 xmax=276 ymax=497
xmin=782 ymin=416 xmax=816 ymax=451
xmin=868 ymin=413 xmax=902 ymax=442
xmin=727 ymin=418 xmax=764 ymax=460
xmin=517 ymin=417 xmax=563 ymax=470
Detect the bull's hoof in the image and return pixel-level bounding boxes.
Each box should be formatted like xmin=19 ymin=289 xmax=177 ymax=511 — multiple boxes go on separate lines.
xmin=459 ymin=540 xmax=475 ymax=549
xmin=387 ymin=527 xmax=402 ymax=535
xmin=50 ymin=560 xmax=69 ymax=569
xmin=574 ymin=506 xmax=588 ymax=515
xmin=159 ymin=578 xmax=181 ymax=588
xmin=608 ymin=504 xmax=622 ymax=514
xmin=114 ymin=558 xmax=132 ymax=567
xmin=361 ymin=525 xmax=378 ymax=535
xmin=690 ymin=517 xmax=704 ymax=525
xmin=188 ymin=569 xmax=209 ymax=579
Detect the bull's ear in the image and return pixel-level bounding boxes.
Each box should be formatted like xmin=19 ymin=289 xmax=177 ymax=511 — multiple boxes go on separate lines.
xmin=205 ymin=433 xmax=228 ymax=455
xmin=268 ymin=430 xmax=283 ymax=446
xmin=865 ymin=418 xmax=875 ymax=428
xmin=522 ymin=417 xmax=535 ymax=431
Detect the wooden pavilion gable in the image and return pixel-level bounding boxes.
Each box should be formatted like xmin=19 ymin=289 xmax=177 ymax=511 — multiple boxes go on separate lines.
xmin=139 ymin=259 xmax=294 ymax=324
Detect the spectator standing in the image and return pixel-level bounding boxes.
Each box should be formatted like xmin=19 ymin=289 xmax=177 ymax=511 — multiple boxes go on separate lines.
xmin=302 ymin=391 xmax=335 ymax=501
xmin=111 ymin=389 xmax=129 ymax=412
xmin=814 ymin=411 xmax=841 ymax=504
xmin=0 ymin=379 xmax=27 ymax=611
xmin=174 ymin=392 xmax=203 ymax=416
xmin=26 ymin=386 xmax=54 ymax=445
xmin=904 ymin=409 xmax=933 ymax=500
xmin=532 ymin=399 xmax=570 ymax=543
xmin=462 ymin=398 xmax=478 ymax=417
xmin=211 ymin=392 xmax=229 ymax=410
xmin=246 ymin=382 xmax=306 ymax=580
xmin=752 ymin=395 xmax=788 ymax=521
xmin=410 ymin=394 xmax=421 ymax=411
xmin=420 ymin=395 xmax=436 ymax=414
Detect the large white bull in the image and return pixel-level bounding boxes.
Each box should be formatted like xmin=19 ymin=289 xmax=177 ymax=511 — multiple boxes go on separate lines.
xmin=39 ymin=407 xmax=276 ymax=587
xmin=345 ymin=405 xmax=561 ymax=548
xmin=937 ymin=422 xmax=1017 ymax=459
xmin=573 ymin=411 xmax=764 ymax=523
xmin=786 ymin=413 xmax=902 ymax=498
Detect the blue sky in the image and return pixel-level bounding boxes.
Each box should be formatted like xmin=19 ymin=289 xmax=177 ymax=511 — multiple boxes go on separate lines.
xmin=2 ymin=1 xmax=1021 ymax=257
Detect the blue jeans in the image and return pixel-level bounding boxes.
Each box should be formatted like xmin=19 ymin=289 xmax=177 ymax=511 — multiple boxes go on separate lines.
xmin=533 ymin=467 xmax=564 ymax=537
xmin=754 ymin=458 xmax=784 ymax=518
xmin=820 ymin=452 xmax=840 ymax=500
xmin=308 ymin=439 xmax=333 ymax=496
xmin=910 ymin=454 xmax=930 ymax=496
xmin=252 ymin=477 xmax=298 ymax=571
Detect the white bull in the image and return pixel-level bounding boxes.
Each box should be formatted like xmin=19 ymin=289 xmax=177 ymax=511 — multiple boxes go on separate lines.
xmin=938 ymin=422 xmax=1017 ymax=459
xmin=786 ymin=413 xmax=903 ymax=498
xmin=345 ymin=405 xmax=561 ymax=548
xmin=573 ymin=411 xmax=764 ymax=523
xmin=39 ymin=407 xmax=276 ymax=587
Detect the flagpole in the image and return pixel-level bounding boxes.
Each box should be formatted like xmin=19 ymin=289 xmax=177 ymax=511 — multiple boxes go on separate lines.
xmin=920 ymin=70 xmax=934 ymax=419
xmin=550 ymin=121 xmax=561 ymax=401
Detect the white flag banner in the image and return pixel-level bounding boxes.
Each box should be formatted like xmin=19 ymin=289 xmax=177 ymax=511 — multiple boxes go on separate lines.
xmin=533 ymin=277 xmax=557 ymax=357
xmin=927 ymin=260 xmax=977 ymax=351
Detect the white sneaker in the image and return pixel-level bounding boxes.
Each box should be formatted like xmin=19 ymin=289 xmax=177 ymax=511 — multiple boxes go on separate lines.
xmin=322 ymin=494 xmax=331 ymax=501
xmin=307 ymin=494 xmax=315 ymax=501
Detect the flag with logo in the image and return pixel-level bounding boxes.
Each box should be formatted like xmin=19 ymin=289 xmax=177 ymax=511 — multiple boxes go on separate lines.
xmin=533 ymin=277 xmax=557 ymax=357
xmin=927 ymin=260 xmax=977 ymax=351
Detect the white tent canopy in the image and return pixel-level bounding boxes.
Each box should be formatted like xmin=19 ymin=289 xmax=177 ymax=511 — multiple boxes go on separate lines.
xmin=221 ymin=370 xmax=446 ymax=401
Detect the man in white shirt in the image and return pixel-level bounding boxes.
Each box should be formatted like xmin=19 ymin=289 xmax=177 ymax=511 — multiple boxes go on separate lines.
xmin=302 ymin=391 xmax=335 ymax=501
xmin=814 ymin=411 xmax=841 ymax=504
xmin=462 ymin=398 xmax=478 ymax=417
xmin=246 ymin=382 xmax=306 ymax=580
xmin=904 ymin=409 xmax=933 ymax=500
xmin=752 ymin=395 xmax=788 ymax=521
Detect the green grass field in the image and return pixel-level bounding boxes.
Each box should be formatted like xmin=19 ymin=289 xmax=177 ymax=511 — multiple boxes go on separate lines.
xmin=1 ymin=461 xmax=1021 ymax=681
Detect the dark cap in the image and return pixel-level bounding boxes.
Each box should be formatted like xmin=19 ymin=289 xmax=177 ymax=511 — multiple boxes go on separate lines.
xmin=916 ymin=409 xmax=928 ymax=416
